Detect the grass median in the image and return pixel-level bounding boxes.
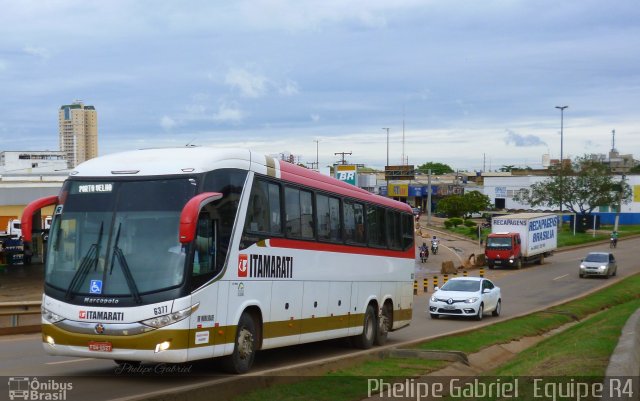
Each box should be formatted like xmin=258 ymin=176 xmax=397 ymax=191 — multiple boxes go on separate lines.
xmin=232 ymin=273 xmax=640 ymax=401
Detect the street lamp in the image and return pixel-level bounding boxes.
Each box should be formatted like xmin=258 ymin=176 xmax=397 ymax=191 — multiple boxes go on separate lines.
xmin=555 ymin=105 xmax=568 ymax=219
xmin=382 ymin=128 xmax=390 ymax=167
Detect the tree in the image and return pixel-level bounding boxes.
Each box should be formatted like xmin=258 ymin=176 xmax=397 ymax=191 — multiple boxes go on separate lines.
xmin=513 ymin=156 xmax=632 ymax=215
xmin=437 ymin=191 xmax=491 ymax=218
xmin=436 ymin=195 xmax=466 ymax=218
xmin=417 ymin=162 xmax=454 ymax=175
xmin=629 ymin=164 xmax=640 ymax=174
xmin=463 ymin=191 xmax=492 ymax=216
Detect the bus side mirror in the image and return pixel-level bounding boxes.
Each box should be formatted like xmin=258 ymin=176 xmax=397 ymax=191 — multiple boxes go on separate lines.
xmin=179 ymin=192 xmax=223 ymax=244
xmin=21 ymin=195 xmax=59 ymax=243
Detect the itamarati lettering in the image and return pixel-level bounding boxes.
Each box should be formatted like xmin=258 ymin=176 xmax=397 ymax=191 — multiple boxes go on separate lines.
xmin=84 ymin=310 xmax=124 ymax=321
xmin=249 ymin=255 xmax=293 ymax=278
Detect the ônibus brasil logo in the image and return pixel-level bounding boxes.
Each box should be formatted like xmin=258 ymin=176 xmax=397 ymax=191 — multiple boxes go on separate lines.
xmin=7 ymin=377 xmax=73 ymax=400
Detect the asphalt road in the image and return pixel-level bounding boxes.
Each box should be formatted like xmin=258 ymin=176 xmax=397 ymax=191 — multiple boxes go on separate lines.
xmin=0 ymin=238 xmax=637 ymax=401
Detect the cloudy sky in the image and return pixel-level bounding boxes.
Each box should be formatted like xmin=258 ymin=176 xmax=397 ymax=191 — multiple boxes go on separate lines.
xmin=1 ymin=0 xmax=639 ymax=171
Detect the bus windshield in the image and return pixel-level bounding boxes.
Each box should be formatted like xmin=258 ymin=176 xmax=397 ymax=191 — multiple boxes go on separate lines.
xmin=46 ymin=178 xmax=198 ymax=300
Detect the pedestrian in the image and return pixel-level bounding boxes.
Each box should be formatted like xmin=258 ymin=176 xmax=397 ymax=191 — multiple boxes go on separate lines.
xmin=24 ymin=243 xmax=33 ymax=265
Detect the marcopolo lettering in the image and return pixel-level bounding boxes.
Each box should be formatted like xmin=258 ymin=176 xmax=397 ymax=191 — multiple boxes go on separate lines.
xmin=249 ymin=254 xmax=294 ymax=278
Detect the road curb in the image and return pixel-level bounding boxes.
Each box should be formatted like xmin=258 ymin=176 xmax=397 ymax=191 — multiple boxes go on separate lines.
xmin=605 ymin=307 xmax=640 ymax=377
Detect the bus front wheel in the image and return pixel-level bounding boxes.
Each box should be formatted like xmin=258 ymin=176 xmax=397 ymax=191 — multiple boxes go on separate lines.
xmin=352 ymin=304 xmax=376 ymax=349
xmin=222 ymin=312 xmax=257 ymax=374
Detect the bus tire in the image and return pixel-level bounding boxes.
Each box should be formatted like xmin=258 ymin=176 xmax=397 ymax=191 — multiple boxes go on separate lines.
xmin=222 ymin=312 xmax=257 ymax=374
xmin=374 ymin=303 xmax=392 ymax=346
xmin=352 ymin=304 xmax=376 ymax=349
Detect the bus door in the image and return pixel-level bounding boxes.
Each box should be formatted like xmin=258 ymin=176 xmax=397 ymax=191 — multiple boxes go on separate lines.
xmin=187 ymin=209 xmax=221 ymax=358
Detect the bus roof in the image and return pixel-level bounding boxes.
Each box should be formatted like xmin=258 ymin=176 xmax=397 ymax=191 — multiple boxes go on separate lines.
xmin=72 ymin=147 xmax=411 ymax=212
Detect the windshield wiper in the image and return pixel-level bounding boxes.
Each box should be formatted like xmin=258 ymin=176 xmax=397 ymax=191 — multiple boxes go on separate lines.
xmin=109 ymin=223 xmax=142 ymax=304
xmin=65 ymin=222 xmax=103 ymax=300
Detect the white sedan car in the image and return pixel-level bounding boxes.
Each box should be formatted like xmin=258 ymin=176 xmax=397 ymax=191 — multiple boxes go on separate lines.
xmin=428 ymin=277 xmax=501 ymax=320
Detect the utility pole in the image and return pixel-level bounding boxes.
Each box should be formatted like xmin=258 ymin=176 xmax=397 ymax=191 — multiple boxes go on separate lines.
xmin=427 ymin=169 xmax=432 ymax=227
xmin=555 ymin=105 xmax=568 ymax=224
xmin=401 ymin=107 xmax=405 ymax=165
xmin=314 ymin=139 xmax=320 ymax=170
xmin=614 ymin=174 xmax=626 ymax=232
xmin=382 ymin=128 xmax=390 ymax=167
xmin=334 ymin=151 xmax=352 ymax=165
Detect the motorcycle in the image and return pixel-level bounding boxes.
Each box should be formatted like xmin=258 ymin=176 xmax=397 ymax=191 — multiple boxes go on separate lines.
xmin=610 ymin=237 xmax=618 ymax=248
xmin=419 ymin=249 xmax=428 ymax=263
xmin=431 ymin=241 xmax=439 ymax=255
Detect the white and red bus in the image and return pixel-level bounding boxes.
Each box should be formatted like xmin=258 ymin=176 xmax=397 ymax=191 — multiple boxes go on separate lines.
xmin=22 ymin=147 xmax=415 ymax=373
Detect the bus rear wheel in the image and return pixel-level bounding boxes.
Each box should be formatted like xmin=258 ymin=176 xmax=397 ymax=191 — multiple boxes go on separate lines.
xmin=352 ymin=304 xmax=376 ymax=349
xmin=374 ymin=303 xmax=392 ymax=346
xmin=222 ymin=312 xmax=257 ymax=374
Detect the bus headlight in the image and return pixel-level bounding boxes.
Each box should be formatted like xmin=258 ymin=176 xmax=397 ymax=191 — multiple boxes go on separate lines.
xmin=141 ymin=303 xmax=199 ymax=329
xmin=42 ymin=308 xmax=65 ymax=324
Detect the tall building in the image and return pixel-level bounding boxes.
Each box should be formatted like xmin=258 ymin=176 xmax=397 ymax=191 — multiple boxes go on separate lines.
xmin=58 ymin=100 xmax=98 ymax=168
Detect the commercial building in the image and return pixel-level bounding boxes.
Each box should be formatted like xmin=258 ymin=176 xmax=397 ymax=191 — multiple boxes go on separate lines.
xmin=0 ymin=151 xmax=67 ymax=174
xmin=59 ymin=101 xmax=98 ymax=168
xmin=482 ymin=174 xmax=640 ymax=225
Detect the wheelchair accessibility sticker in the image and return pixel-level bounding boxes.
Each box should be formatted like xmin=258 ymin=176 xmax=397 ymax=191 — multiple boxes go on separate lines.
xmin=90 ymin=280 xmax=103 ymax=294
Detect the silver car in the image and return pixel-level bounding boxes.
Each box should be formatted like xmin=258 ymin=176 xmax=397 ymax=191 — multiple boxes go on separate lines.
xmin=579 ymin=252 xmax=617 ymax=278
xmin=428 ymin=277 xmax=501 ymax=320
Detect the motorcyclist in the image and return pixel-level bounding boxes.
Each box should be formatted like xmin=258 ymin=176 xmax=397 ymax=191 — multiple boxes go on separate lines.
xmin=610 ymin=231 xmax=619 ymax=248
xmin=419 ymin=242 xmax=429 ymax=262
xmin=431 ymin=235 xmax=439 ymax=254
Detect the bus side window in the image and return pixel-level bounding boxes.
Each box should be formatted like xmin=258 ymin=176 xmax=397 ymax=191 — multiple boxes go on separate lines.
xmin=246 ymin=180 xmax=281 ymax=234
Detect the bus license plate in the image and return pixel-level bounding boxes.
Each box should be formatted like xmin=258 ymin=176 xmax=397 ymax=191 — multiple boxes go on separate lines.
xmin=88 ymin=341 xmax=112 ymax=352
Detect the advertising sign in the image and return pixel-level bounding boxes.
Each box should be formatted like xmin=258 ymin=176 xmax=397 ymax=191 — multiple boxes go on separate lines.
xmin=388 ymin=184 xmax=409 ymax=197
xmin=408 ymin=185 xmax=423 ymax=197
xmin=335 ymin=165 xmax=358 ymax=186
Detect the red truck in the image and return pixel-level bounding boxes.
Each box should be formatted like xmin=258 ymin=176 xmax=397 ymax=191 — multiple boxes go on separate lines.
xmin=485 ymin=213 xmax=558 ymax=269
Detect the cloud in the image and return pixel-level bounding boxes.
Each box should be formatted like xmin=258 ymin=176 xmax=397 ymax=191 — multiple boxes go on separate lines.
xmin=278 ymin=79 xmax=299 ymax=96
xmin=505 ymin=130 xmax=547 ymax=147
xmin=223 ymin=67 xmax=299 ymax=98
xmin=310 ymin=114 xmax=320 ymax=122
xmin=213 ymin=102 xmax=244 ymax=122
xmin=23 ymin=46 xmax=50 ymax=59
xmin=160 ymin=115 xmax=176 ymax=131
xmin=225 ymin=68 xmax=267 ymax=98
